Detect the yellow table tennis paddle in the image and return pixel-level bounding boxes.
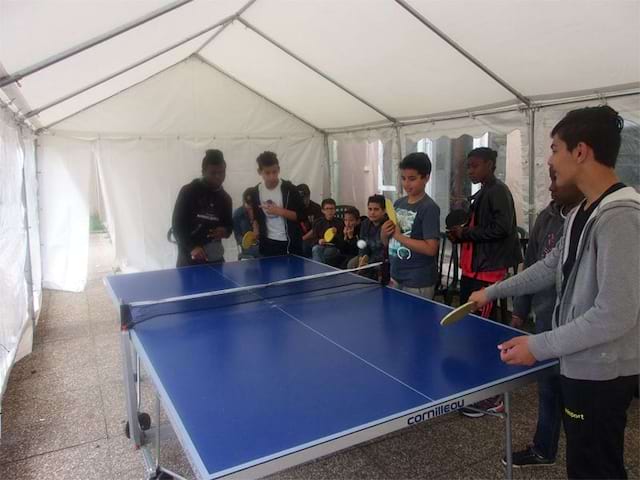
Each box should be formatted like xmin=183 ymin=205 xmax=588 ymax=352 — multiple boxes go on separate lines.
xmin=385 ymin=198 xmax=398 ymax=225
xmin=323 ymin=228 xmax=336 ymax=243
xmin=241 ymin=231 xmax=257 ymax=250
xmin=440 ymin=302 xmax=476 ymax=326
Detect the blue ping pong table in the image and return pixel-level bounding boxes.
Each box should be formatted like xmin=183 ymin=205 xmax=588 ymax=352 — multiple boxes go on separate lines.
xmin=105 ymin=255 xmax=557 ymax=480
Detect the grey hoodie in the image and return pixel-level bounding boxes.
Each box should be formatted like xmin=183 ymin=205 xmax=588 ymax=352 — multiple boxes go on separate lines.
xmin=486 ymin=186 xmax=640 ymax=380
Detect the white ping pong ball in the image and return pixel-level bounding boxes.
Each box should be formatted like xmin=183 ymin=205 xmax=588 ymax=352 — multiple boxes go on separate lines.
xmin=357 ymin=240 xmax=367 ymax=249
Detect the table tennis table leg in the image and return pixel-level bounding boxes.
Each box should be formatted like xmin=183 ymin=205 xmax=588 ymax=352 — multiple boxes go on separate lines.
xmin=155 ymin=394 xmax=161 ymax=471
xmin=504 ymin=391 xmax=513 ymax=480
xmin=121 ymin=330 xmax=143 ymax=447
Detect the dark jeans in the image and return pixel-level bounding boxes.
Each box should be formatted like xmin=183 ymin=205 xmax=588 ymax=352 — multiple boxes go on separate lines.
xmin=259 ymin=237 xmax=303 ymax=257
xmin=531 ymin=317 xmax=563 ymax=460
xmin=532 ymin=369 xmax=562 ymax=460
xmin=560 ymin=374 xmax=638 ymax=479
xmin=460 ymin=276 xmax=497 ymax=320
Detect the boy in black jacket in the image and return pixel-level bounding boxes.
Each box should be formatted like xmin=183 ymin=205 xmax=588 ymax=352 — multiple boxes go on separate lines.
xmin=247 ymin=151 xmax=305 ymax=256
xmin=448 ymin=147 xmax=522 ymax=417
xmin=171 ymin=149 xmax=233 ymax=267
xmin=448 ymin=147 xmax=522 ymax=317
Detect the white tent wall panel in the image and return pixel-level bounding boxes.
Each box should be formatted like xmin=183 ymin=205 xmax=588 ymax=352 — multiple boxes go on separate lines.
xmin=334 ymin=140 xmax=381 ymax=209
xmin=532 ymin=95 xmax=640 ymax=214
xmin=95 ymin=135 xmax=325 ymax=273
xmin=0 ymin=109 xmax=30 ymax=403
xmin=51 ymin=57 xmax=318 ymax=138
xmin=199 ymin=22 xmax=386 ymax=129
xmin=412 ymin=0 xmax=640 ymax=100
xmin=242 ymin=0 xmax=514 ymax=120
xmin=38 ymin=136 xmax=92 ymax=292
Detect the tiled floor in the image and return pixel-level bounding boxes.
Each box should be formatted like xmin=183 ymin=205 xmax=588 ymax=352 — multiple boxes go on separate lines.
xmin=1 ymin=233 xmax=638 ymax=479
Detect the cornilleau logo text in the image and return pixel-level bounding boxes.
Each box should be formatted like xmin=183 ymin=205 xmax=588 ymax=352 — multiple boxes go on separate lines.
xmin=407 ymin=400 xmax=465 ymax=425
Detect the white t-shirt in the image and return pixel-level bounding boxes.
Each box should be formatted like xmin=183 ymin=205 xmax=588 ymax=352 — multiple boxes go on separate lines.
xmin=259 ymin=180 xmax=287 ymax=241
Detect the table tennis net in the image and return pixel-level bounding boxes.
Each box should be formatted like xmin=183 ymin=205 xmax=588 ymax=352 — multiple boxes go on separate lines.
xmin=123 ymin=266 xmax=382 ymax=328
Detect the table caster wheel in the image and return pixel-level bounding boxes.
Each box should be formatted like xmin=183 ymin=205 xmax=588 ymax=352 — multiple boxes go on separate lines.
xmin=124 ymin=412 xmax=152 ymax=438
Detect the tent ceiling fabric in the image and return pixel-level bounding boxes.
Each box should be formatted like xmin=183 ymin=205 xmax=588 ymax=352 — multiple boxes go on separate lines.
xmin=51 ymin=57 xmax=319 ymax=138
xmin=1 ymin=0 xmax=638 ymax=132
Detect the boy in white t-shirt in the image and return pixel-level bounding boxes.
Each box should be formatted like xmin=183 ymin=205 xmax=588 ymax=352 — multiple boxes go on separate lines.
xmin=247 ymin=151 xmax=305 ymax=256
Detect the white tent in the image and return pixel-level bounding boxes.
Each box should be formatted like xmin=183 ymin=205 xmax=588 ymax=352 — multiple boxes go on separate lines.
xmin=1 ymin=0 xmax=639 ymax=422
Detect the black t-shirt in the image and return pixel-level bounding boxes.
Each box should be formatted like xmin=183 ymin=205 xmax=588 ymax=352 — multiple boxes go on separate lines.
xmin=171 ymin=178 xmax=233 ymax=253
xmin=312 ymin=217 xmax=344 ymax=243
xmin=562 ymin=182 xmax=625 ymax=292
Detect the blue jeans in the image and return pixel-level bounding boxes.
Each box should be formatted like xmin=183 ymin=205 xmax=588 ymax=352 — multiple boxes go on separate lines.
xmin=312 ymin=244 xmax=339 ymax=265
xmin=532 ymin=318 xmax=562 ymax=460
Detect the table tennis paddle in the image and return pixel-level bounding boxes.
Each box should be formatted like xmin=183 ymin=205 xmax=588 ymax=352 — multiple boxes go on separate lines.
xmin=440 ymin=301 xmax=476 ymax=326
xmin=445 ymin=209 xmax=469 ymax=230
xmin=385 ymin=198 xmax=398 ymax=225
xmin=241 ymin=231 xmax=257 ymax=250
xmin=323 ymin=228 xmax=336 ymax=243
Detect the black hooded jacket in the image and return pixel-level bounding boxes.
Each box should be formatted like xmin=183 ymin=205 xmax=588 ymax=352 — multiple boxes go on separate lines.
xmin=247 ymin=180 xmax=305 ymax=255
xmin=459 ymin=177 xmax=523 ymax=271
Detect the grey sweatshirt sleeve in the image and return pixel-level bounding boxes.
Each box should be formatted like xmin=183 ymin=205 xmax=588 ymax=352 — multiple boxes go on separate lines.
xmin=512 ymin=216 xmax=543 ymax=319
xmin=485 ymin=243 xmax=559 ymax=302
xmin=528 ymin=213 xmax=640 ymax=361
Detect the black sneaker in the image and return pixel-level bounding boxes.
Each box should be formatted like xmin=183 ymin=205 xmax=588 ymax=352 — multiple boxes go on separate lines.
xmin=460 ymin=396 xmax=504 ymax=418
xmin=501 ymin=446 xmax=555 ymax=468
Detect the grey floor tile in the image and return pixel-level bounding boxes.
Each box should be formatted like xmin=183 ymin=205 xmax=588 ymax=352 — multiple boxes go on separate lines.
xmin=94 ymin=331 xmax=122 ymax=351
xmin=41 ymin=301 xmax=88 ymax=322
xmin=105 ymin=433 xmax=145 ymax=475
xmin=8 ymin=337 xmax=95 ymax=383
xmin=363 ymin=416 xmax=504 ymax=479
xmin=4 ymin=359 xmax=100 ymax=402
xmin=2 ymin=386 xmax=103 ymax=431
xmin=114 ymin=467 xmax=149 ymax=480
xmin=89 ymin=320 xmax=120 ymax=337
xmin=267 ymin=459 xmax=333 ymax=480
xmin=0 ymin=415 xmax=106 ymax=464
xmin=158 ymin=430 xmax=196 ymax=479
xmin=34 ymin=322 xmax=93 ymax=345
xmin=0 ymin=440 xmax=110 ymax=480
xmin=316 ymin=446 xmax=386 ymax=479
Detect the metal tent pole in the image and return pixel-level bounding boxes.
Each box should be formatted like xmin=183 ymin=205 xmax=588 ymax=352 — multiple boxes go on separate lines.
xmin=195 ymin=55 xmax=324 ymax=134
xmin=528 ymin=109 xmax=536 ymax=231
xmin=195 ymin=0 xmax=258 ymax=54
xmin=25 ymin=14 xmax=236 ymax=119
xmin=236 ymin=17 xmax=397 ymax=124
xmin=0 ymin=0 xmax=194 ymax=88
xmin=394 ymin=0 xmax=530 ymax=107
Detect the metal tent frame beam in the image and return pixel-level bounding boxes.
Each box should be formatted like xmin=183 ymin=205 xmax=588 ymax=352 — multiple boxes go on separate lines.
xmin=195 ymin=0 xmax=258 ymax=54
xmin=0 ymin=0 xmax=194 ymax=89
xmin=38 ymin=62 xmax=185 ymax=133
xmin=195 ymin=54 xmax=325 ymax=134
xmin=25 ymin=14 xmax=237 ymax=119
xmin=236 ymin=17 xmax=398 ymax=124
xmin=394 ymin=0 xmax=531 ymax=107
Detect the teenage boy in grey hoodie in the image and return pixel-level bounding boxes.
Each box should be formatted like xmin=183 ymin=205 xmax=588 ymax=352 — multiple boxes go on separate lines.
xmin=505 ymin=166 xmax=583 ymax=468
xmin=471 ymin=106 xmax=640 ymax=479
